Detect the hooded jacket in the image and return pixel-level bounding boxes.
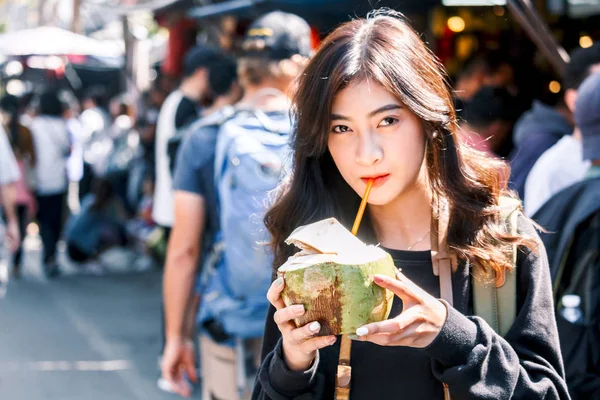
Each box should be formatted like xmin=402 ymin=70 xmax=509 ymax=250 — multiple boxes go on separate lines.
xmin=509 ymin=100 xmax=572 ymax=199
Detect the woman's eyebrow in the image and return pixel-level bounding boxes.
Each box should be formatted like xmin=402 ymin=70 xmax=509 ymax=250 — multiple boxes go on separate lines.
xmin=330 ymin=113 xmax=350 ymax=121
xmin=330 ymin=104 xmax=402 ymax=121
xmin=368 ymin=104 xmax=402 ymax=117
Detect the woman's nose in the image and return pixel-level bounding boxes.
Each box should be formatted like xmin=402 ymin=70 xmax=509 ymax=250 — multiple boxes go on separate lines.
xmin=355 ymin=131 xmax=383 ymax=166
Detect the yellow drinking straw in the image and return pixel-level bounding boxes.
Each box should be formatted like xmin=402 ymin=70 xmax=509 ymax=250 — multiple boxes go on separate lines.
xmin=351 ymin=179 xmax=374 ymax=235
xmin=336 ymin=178 xmax=374 ymax=400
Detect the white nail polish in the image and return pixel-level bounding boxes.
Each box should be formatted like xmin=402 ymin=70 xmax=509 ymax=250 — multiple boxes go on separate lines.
xmin=309 ymin=322 xmax=320 ymax=332
xmin=356 ymin=327 xmax=369 ymax=336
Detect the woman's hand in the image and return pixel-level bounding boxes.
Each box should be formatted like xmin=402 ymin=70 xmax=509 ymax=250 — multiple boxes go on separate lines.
xmin=267 ymin=277 xmax=337 ymax=372
xmin=356 ymin=271 xmax=448 ymax=348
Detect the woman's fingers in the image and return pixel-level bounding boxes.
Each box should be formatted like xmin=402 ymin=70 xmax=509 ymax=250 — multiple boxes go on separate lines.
xmin=294 ymin=334 xmax=337 ymax=354
xmin=266 ymin=277 xmax=287 ymax=310
xmin=373 ymin=273 xmax=422 ymax=307
xmin=359 ymin=324 xmax=420 ymax=347
xmin=356 ymin=307 xmax=422 ymax=336
xmin=288 ymin=320 xmax=323 ymax=343
xmin=273 ymin=304 xmax=305 ymax=331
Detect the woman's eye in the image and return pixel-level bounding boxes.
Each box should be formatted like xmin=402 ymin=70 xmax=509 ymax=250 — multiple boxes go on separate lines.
xmin=331 ymin=125 xmax=350 ymax=133
xmin=379 ymin=117 xmax=399 ymax=127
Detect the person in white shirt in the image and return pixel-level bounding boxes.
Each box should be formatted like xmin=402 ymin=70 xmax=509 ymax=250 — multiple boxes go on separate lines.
xmin=30 ymin=91 xmax=70 ymax=277
xmin=152 ymin=46 xmax=220 ymax=235
xmin=524 ymin=132 xmax=590 ymax=217
xmin=523 ymin=69 xmax=600 ymax=217
xmin=0 ymin=124 xmax=21 ymax=253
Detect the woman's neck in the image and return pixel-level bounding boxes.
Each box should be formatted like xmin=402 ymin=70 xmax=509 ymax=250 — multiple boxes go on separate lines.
xmin=368 ymin=169 xmax=433 ymax=251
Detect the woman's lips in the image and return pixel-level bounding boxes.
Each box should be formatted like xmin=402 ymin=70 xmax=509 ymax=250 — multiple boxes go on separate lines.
xmin=361 ymin=174 xmax=390 ymax=187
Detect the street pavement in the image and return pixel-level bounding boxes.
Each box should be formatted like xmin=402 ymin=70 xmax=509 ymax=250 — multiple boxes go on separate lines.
xmin=0 ymin=234 xmax=199 ymax=400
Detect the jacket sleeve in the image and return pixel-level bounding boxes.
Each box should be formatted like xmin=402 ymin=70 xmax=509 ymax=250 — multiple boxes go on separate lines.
xmin=251 ymin=305 xmax=326 ymax=399
xmin=423 ymin=215 xmax=570 ymax=399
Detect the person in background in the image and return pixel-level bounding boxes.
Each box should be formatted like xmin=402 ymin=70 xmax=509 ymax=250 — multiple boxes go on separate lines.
xmin=459 ymin=85 xmax=519 ymax=158
xmin=80 ymin=86 xmax=112 ymax=142
xmin=578 ymin=73 xmax=600 ymax=179
xmin=30 ymin=91 xmax=70 ymax=278
xmin=62 ymin=93 xmax=86 ymax=213
xmin=64 ymin=178 xmax=128 ymax=274
xmin=524 ymin=71 xmax=597 ymax=217
xmin=160 ymin=51 xmax=241 ymax=397
xmin=0 ymin=124 xmax=21 ymax=255
xmin=509 ymin=43 xmax=600 ymax=199
xmin=138 ymin=84 xmax=167 ymax=167
xmin=530 ymin=72 xmax=600 ymax=399
xmin=79 ymin=86 xmax=112 ymax=199
xmin=453 ymin=51 xmax=515 ymax=118
xmin=0 ymin=95 xmax=36 ymax=277
xmin=152 ymin=46 xmax=221 ymax=248
xmin=162 ymin=12 xmax=311 ymax=399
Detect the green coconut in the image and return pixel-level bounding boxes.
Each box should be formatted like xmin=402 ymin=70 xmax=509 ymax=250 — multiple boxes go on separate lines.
xmin=278 ymin=218 xmax=397 ymax=336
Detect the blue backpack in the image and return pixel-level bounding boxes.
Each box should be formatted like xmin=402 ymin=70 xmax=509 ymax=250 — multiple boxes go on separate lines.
xmin=198 ymin=108 xmax=292 ymax=340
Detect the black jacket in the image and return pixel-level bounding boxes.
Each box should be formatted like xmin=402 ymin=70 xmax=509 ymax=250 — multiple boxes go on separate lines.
xmin=252 ymin=215 xmax=570 ymax=399
xmin=533 ymin=177 xmax=600 ymax=281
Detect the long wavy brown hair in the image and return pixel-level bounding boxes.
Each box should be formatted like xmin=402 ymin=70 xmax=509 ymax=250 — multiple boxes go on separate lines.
xmin=265 ymin=10 xmax=535 ymax=285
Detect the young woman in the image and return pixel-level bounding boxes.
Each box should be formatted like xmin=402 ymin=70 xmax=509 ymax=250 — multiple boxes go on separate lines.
xmin=30 ymin=91 xmax=71 ymax=278
xmin=252 ymin=10 xmax=569 ymax=400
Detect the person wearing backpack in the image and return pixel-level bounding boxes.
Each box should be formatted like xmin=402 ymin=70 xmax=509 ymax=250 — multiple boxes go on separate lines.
xmin=159 ymin=51 xmax=240 ymax=395
xmin=253 ymin=10 xmax=569 ymax=400
xmin=533 ymin=72 xmax=600 ymax=400
xmin=160 ymin=11 xmax=312 ymax=399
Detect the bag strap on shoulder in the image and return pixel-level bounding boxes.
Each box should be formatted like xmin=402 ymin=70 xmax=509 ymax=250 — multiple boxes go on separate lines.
xmin=472 ymin=196 xmax=520 ymax=337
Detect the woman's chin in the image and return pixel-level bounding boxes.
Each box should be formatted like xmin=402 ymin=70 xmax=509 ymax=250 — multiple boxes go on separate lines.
xmin=365 ymin=192 xmax=396 ymax=207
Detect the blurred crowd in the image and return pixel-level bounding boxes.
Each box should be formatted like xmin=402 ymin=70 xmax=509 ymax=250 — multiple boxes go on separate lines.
xmin=1 ymin=8 xmax=600 ymax=400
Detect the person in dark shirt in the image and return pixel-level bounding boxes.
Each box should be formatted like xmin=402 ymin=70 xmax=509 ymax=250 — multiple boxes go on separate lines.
xmin=509 ymin=43 xmax=600 ymax=199
xmin=459 ymin=85 xmax=520 ymax=158
xmin=253 ymin=10 xmax=569 ymax=400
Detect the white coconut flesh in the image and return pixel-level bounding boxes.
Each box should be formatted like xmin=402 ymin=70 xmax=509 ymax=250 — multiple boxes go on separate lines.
xmin=278 ymin=218 xmax=397 ymax=335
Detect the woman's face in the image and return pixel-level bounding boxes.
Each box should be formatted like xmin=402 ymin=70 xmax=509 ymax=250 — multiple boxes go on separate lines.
xmin=327 ymin=80 xmax=427 ymax=206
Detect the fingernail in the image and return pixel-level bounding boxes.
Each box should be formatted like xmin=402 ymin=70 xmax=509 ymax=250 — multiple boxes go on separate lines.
xmin=328 ymin=337 xmax=337 ymax=345
xmin=309 ymin=322 xmax=320 ymax=332
xmin=274 ymin=277 xmax=284 ymax=287
xmin=292 ymin=304 xmax=305 ymax=313
xmin=373 ymin=275 xmax=385 ymax=284
xmin=356 ymin=327 xmax=369 ymax=336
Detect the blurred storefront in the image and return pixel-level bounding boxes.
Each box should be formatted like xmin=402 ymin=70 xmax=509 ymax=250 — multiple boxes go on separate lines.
xmin=428 ymin=0 xmax=599 ymax=106
xmin=25 ymin=0 xmax=598 ymax=104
